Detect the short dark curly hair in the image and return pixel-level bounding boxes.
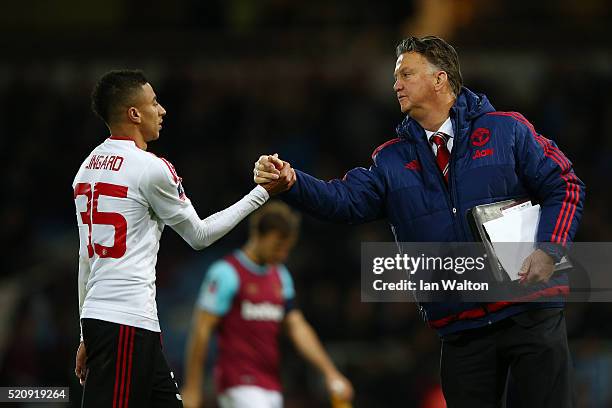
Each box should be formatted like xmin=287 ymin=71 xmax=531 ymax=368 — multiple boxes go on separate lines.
xmin=396 ymin=36 xmax=463 ymax=96
xmin=91 ymin=70 xmax=148 ymax=125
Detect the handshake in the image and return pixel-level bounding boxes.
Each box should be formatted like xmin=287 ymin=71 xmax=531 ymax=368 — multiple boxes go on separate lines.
xmin=253 ymin=154 xmax=297 ymax=195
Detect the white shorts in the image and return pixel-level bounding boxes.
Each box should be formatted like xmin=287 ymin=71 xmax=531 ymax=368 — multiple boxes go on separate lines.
xmin=218 ymin=385 xmax=283 ymax=408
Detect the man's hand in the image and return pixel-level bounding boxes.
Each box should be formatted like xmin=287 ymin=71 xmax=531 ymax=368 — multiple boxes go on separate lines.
xmin=518 ymin=249 xmax=555 ymax=285
xmin=254 ymin=154 xmax=283 ymax=184
xmin=254 ymin=154 xmax=296 ymax=195
xmin=180 ymin=385 xmax=203 ymax=408
xmin=75 ymin=341 xmax=87 ymax=386
xmin=325 ymin=371 xmax=354 ymax=403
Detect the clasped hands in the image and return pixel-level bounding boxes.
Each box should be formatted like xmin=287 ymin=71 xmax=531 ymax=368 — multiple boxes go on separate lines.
xmin=253 ymin=153 xmax=296 ymax=195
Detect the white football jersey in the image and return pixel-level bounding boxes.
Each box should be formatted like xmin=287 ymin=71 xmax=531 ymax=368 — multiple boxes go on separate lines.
xmin=73 ymin=136 xmax=197 ymax=332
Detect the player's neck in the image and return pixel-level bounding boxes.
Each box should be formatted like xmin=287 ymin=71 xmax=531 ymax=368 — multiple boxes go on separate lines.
xmin=109 ymin=125 xmax=148 ymax=150
xmin=242 ymin=243 xmax=265 ymax=266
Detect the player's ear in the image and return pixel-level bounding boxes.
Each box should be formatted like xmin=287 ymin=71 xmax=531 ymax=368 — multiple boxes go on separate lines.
xmin=127 ymin=107 xmax=141 ymax=124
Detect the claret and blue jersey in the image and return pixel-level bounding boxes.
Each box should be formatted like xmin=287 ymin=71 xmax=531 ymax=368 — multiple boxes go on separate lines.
xmin=197 ymin=250 xmax=295 ymax=392
xmin=283 ymin=87 xmax=585 ymax=335
xmin=197 ymin=250 xmax=295 ymax=316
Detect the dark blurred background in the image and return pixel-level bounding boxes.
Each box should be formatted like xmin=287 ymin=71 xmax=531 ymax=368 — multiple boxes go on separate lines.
xmin=1 ymin=0 xmax=611 ymax=407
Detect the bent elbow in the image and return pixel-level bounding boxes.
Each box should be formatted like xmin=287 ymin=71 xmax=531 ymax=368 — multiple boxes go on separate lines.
xmin=189 ymin=240 xmax=208 ymax=251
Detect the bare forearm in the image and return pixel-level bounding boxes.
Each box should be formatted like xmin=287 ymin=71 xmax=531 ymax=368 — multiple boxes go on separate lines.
xmin=182 ymin=311 xmax=220 ymax=408
xmin=285 ymin=312 xmax=353 ymax=401
xmin=77 ymin=256 xmax=91 ymax=342
xmin=290 ymin=322 xmax=338 ymax=377
xmin=183 ymin=329 xmax=211 ymax=390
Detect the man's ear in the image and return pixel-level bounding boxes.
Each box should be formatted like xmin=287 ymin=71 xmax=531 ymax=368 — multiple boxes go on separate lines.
xmin=127 ymin=107 xmax=141 ymax=124
xmin=434 ymin=71 xmax=448 ymax=91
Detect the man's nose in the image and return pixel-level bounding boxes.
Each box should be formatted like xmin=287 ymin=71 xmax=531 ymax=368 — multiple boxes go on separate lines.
xmin=159 ymin=104 xmax=167 ymax=116
xmin=393 ymin=79 xmax=401 ymax=92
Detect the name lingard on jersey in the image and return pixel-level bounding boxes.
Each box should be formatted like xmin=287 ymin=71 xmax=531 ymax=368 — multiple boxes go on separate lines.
xmin=85 ymin=154 xmax=124 ymax=171
xmin=241 ymin=300 xmax=284 ymax=322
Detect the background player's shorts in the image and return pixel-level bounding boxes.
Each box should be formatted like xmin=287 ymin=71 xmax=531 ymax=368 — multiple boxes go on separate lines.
xmin=218 ymin=385 xmax=282 ymax=408
xmin=81 ymin=318 xmax=183 ymax=408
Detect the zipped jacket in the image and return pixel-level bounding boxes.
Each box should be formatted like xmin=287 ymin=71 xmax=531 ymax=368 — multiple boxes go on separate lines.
xmin=283 ymin=87 xmax=585 ymax=335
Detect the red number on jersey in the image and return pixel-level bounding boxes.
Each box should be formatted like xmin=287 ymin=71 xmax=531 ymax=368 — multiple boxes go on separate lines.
xmin=74 ymin=182 xmax=128 ymax=259
xmin=74 ymin=183 xmax=93 ymax=257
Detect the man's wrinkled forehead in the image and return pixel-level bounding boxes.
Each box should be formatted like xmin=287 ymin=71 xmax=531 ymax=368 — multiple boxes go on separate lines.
xmin=395 ymin=52 xmax=435 ymax=74
xmin=394 ymin=54 xmax=406 ymax=74
xmin=394 ymin=52 xmax=420 ymax=74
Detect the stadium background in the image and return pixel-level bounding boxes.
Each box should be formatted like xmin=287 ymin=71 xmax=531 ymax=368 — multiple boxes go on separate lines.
xmin=1 ymin=0 xmax=611 ymax=406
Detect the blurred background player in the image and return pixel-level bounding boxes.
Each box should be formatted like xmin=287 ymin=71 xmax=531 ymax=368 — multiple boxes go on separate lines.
xmin=181 ymin=201 xmax=353 ymax=408
xmin=73 ymin=70 xmax=294 ymax=408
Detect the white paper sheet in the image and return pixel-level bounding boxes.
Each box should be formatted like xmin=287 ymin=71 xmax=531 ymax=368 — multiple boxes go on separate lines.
xmin=501 ymin=200 xmax=532 ymax=216
xmin=483 ymin=204 xmax=541 ymax=280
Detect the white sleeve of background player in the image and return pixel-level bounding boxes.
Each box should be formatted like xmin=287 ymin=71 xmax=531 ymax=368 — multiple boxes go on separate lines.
xmin=141 ymin=157 xmax=199 ymax=226
xmin=171 ymin=185 xmax=270 ymax=250
xmin=78 ymin=255 xmax=91 ymax=342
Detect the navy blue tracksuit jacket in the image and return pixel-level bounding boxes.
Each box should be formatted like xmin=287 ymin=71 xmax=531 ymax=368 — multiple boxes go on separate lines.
xmin=284 ymin=87 xmax=585 ymax=335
